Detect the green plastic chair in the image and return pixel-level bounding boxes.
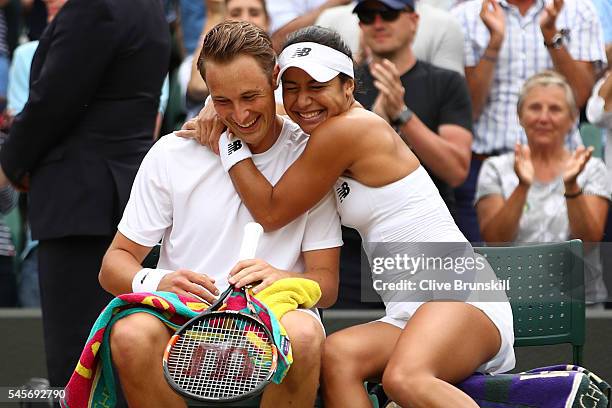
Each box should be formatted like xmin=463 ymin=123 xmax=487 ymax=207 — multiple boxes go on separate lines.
xmin=579 ymin=123 xmax=604 ymax=159
xmin=188 ymin=241 xmax=587 ymax=406
xmin=473 ymin=240 xmax=585 ymax=365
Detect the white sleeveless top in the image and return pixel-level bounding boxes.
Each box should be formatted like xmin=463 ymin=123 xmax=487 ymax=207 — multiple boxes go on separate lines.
xmin=333 ymin=165 xmax=467 ymax=247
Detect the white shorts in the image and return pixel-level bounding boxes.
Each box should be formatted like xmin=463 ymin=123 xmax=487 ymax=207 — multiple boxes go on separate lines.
xmin=378 ymin=301 xmax=515 ymax=374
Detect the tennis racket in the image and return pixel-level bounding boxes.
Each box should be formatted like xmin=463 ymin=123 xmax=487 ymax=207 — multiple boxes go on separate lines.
xmin=162 ymin=222 xmax=279 ymax=403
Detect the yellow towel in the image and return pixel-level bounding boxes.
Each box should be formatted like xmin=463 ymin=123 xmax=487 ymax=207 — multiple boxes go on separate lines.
xmin=254 ymin=277 xmax=322 ymax=320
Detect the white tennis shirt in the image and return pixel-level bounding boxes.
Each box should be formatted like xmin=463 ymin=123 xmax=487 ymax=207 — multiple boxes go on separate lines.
xmin=118 ymin=116 xmax=342 ymax=290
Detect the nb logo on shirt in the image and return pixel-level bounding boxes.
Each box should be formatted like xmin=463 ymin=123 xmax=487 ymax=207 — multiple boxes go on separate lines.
xmin=292 ymin=47 xmax=311 ymax=58
xmin=227 ymin=140 xmax=243 ymax=155
xmin=336 ymin=182 xmax=350 ymax=203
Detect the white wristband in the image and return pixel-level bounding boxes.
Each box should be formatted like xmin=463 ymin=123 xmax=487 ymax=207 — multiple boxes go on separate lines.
xmin=219 ymin=132 xmax=252 ymax=172
xmin=132 ymin=268 xmax=173 ymax=293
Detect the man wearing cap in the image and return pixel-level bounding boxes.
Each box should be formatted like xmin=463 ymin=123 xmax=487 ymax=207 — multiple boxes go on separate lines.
xmin=354 ymin=0 xmax=473 ymax=202
xmin=315 ymin=0 xmax=466 ymax=73
xmin=99 ymin=21 xmax=342 ymax=407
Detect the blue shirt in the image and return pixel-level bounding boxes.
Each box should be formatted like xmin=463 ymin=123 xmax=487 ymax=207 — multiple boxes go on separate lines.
xmin=590 ymin=0 xmax=612 ymax=43
xmin=7 ymin=41 xmax=38 ymax=115
xmin=179 ymin=0 xmax=205 ymax=55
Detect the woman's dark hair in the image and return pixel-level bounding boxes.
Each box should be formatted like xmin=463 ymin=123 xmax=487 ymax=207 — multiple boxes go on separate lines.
xmin=282 ymin=26 xmax=361 ymax=92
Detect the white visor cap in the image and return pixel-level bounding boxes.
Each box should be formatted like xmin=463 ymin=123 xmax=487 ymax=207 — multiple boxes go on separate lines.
xmin=277 ymin=42 xmax=354 ymax=85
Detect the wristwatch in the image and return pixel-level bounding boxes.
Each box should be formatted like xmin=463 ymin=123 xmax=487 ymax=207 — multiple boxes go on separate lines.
xmin=544 ymin=30 xmax=567 ymax=49
xmin=391 ymin=106 xmax=414 ymax=129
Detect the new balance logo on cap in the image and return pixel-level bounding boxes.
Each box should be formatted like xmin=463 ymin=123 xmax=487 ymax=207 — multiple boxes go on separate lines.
xmin=336 ymin=182 xmax=350 ymax=203
xmin=291 ymin=47 xmax=311 ymax=58
xmin=228 ymin=140 xmax=243 ymax=155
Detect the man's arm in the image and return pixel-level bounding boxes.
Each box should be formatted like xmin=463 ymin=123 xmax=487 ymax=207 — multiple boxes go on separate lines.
xmin=462 ymin=0 xmax=505 ymax=120
xmin=99 ymin=232 xmax=154 ymax=296
xmin=539 ymin=0 xmax=600 ymax=109
xmin=370 ymin=59 xmax=473 ymax=186
xmin=543 ymin=47 xmax=595 ymax=110
xmin=398 ymin=120 xmax=472 ymax=187
xmin=100 ymin=231 xmax=220 ymax=301
xmin=302 ymin=247 xmax=340 ymax=308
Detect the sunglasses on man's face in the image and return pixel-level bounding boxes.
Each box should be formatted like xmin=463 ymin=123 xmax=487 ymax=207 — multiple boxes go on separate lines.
xmin=356 ymin=7 xmax=412 ymax=25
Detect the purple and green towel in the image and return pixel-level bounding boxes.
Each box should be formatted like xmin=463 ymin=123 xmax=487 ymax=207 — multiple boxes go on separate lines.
xmin=458 ymin=365 xmax=610 ymax=408
xmin=61 ymin=277 xmax=322 ymax=408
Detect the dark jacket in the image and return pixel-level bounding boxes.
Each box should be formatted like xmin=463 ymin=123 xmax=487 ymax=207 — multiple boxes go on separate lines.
xmin=0 ymin=0 xmax=170 ymax=240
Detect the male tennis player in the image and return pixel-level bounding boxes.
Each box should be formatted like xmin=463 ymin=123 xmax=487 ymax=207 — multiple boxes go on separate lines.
xmin=98 ymin=21 xmax=342 ymax=407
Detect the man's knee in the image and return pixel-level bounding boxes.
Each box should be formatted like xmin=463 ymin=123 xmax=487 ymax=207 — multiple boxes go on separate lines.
xmin=110 ymin=312 xmax=170 ymax=370
xmin=281 ymin=311 xmax=324 ymax=360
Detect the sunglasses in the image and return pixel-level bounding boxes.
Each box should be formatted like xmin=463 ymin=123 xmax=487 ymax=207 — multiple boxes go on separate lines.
xmin=356 ymin=7 xmax=412 ymax=25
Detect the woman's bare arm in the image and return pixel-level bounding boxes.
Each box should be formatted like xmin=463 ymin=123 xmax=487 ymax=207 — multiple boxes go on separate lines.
xmin=229 ymin=118 xmax=359 ymax=230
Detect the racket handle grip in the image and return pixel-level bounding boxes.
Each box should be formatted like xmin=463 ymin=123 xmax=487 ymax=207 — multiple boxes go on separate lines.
xmin=238 ymin=222 xmax=263 ymax=260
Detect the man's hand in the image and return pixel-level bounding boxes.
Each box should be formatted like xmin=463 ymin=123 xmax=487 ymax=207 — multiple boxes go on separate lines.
xmin=514 ymin=143 xmax=534 ymax=186
xmin=480 ymin=0 xmax=506 ymax=46
xmin=228 ymin=259 xmax=292 ymax=294
xmin=540 ymin=0 xmax=563 ymax=39
xmin=158 ymin=269 xmax=220 ymax=303
xmin=370 ymin=59 xmax=405 ymax=121
xmin=174 ymin=103 xmax=226 ymax=154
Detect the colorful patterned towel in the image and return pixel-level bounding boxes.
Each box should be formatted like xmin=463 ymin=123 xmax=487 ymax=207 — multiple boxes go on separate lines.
xmin=61 ymin=277 xmax=321 ymax=408
xmin=457 ymin=365 xmax=610 ymax=408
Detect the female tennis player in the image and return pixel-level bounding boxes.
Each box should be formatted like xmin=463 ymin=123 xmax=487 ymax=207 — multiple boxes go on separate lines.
xmin=186 ymin=25 xmax=515 ymax=408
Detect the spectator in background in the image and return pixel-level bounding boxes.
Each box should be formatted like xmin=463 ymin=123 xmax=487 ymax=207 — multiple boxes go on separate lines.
xmin=451 ymin=0 xmax=607 ymax=243
xmin=586 ymin=44 xmax=612 ymax=198
xmin=587 ymin=43 xmax=612 ymax=307
xmin=355 ymin=0 xmax=472 ymax=215
xmin=267 ymin=0 xmax=351 ymax=52
xmin=0 ymin=0 xmax=170 ymax=389
xmin=4 ymin=0 xmax=169 ymax=308
xmin=179 ymin=0 xmax=206 ymax=56
xmin=316 ymin=0 xmax=465 ymax=73
xmin=476 ymin=71 xmax=610 ymax=306
xmin=335 ymin=0 xmax=472 ymax=308
xmin=21 ymin=0 xmax=48 ymax=42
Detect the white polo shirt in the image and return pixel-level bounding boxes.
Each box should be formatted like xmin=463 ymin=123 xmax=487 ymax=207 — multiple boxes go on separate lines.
xmin=118 ymin=116 xmax=342 ymax=290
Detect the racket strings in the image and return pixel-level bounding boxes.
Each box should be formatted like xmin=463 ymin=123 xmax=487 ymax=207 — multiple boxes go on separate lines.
xmin=166 ymin=314 xmax=275 ymax=400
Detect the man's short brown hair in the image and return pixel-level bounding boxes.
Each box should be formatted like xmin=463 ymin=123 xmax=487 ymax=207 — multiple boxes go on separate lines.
xmin=198 ymin=21 xmax=276 ymax=84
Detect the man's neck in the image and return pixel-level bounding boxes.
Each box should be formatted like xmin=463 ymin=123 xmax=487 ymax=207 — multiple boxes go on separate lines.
xmin=249 ymin=115 xmax=283 ymax=154
xmin=507 ymin=0 xmax=537 ymax=16
xmin=371 ymin=49 xmax=417 ymax=76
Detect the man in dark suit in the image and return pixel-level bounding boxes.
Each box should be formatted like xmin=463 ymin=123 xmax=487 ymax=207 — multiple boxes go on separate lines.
xmin=0 ymin=0 xmax=170 ymax=388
